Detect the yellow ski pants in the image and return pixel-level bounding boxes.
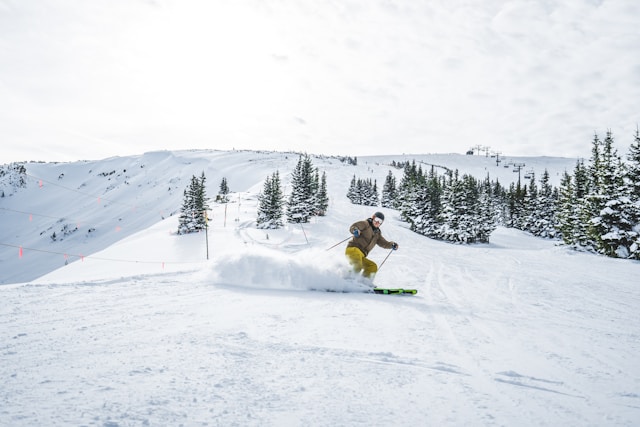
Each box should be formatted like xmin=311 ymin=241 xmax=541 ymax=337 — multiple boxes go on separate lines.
xmin=345 ymin=246 xmax=378 ymax=278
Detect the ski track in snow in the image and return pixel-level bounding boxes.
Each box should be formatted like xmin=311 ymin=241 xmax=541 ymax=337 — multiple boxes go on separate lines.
xmin=420 ymin=237 xmax=640 ymax=425
xmin=4 ymin=235 xmax=638 ymax=426
xmin=2 ymin=151 xmax=640 ymax=426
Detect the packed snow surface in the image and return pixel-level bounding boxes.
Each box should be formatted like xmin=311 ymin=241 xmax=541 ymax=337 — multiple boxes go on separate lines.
xmin=1 ymin=150 xmax=639 ymax=426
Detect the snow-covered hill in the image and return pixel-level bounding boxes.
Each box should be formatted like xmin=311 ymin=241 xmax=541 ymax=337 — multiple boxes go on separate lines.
xmin=1 ymin=150 xmax=639 ymax=426
xmin=1 ymin=150 xmax=575 ymax=284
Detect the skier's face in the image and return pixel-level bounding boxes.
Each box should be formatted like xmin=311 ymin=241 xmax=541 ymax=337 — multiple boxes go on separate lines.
xmin=372 ymin=217 xmax=383 ymax=227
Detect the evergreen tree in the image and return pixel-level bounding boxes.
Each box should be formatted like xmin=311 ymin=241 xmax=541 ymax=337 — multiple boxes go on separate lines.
xmin=522 ymin=173 xmax=538 ymax=233
xmin=492 ymin=179 xmax=508 ymax=226
xmin=218 ymin=177 xmax=230 ymax=202
xmin=346 ymin=176 xmax=379 ymax=207
xmin=583 ymin=132 xmax=605 ymax=251
xmin=506 ymin=181 xmax=526 ymax=229
xmin=477 ymin=174 xmax=498 ymax=242
xmin=370 ymin=179 xmax=380 ymax=206
xmin=257 ymin=171 xmax=285 ymax=229
xmin=562 ymin=130 xmax=640 ymax=257
xmin=557 ymin=170 xmax=577 ymax=245
xmin=257 ymin=174 xmax=273 ymax=228
xmin=411 ymin=167 xmax=443 ymax=237
xmin=627 ymin=127 xmax=640 ymax=199
xmin=178 ymin=172 xmax=209 ymax=234
xmin=346 ymin=175 xmax=358 ymax=204
xmin=287 ymin=154 xmax=323 ymax=223
xmin=178 ymin=187 xmax=193 ymax=234
xmin=391 ymin=162 xmax=498 ymax=244
xmin=596 ymin=131 xmax=634 ymax=257
xmin=315 ymin=171 xmax=329 ymax=216
xmin=397 ymin=161 xmax=423 ymax=223
xmin=381 ymin=171 xmax=398 ymax=208
xmin=528 ymin=170 xmax=557 ymax=238
xmin=572 ymin=159 xmax=591 ymax=247
xmin=438 ymin=172 xmax=487 ymax=243
xmin=194 ymin=172 xmax=209 ymax=230
xmin=626 ymin=127 xmax=640 ymax=259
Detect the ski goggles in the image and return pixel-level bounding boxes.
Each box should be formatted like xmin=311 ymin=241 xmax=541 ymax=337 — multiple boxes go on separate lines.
xmin=373 ymin=216 xmax=384 ymax=225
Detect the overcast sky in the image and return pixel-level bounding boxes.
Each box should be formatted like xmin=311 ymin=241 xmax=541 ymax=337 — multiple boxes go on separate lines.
xmin=1 ymin=0 xmax=639 ymax=164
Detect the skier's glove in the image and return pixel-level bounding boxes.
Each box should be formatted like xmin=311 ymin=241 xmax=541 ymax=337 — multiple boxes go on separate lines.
xmin=352 ymin=229 xmax=360 ymax=237
xmin=391 ymin=242 xmax=398 ymax=250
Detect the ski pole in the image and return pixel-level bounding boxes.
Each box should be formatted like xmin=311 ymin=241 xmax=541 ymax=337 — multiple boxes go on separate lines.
xmin=325 ymin=236 xmax=352 ymax=251
xmin=378 ymin=249 xmax=394 ymax=270
xmin=300 ymin=223 xmax=309 ymax=244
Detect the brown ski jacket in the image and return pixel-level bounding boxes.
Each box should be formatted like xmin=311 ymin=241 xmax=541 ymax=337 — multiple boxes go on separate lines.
xmin=347 ymin=218 xmax=394 ymax=256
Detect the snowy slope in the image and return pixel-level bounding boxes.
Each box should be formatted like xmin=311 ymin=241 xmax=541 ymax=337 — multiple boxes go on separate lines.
xmin=1 ymin=150 xmax=576 ymax=284
xmin=1 ymin=150 xmax=303 ymax=284
xmin=1 ymin=150 xmax=639 ymax=426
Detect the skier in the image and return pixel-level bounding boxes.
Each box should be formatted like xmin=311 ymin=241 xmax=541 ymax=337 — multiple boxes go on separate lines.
xmin=346 ymin=211 xmax=399 ymax=282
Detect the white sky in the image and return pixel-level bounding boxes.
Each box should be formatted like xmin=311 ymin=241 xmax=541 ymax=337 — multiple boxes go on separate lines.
xmin=1 ymin=0 xmax=639 ymax=163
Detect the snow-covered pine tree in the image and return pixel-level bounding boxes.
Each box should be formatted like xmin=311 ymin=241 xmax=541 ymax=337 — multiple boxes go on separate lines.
xmin=360 ymin=178 xmax=378 ymax=206
xmin=178 ymin=172 xmax=209 ymax=234
xmin=392 ymin=163 xmax=497 ymax=244
xmin=582 ymin=132 xmax=605 ymax=251
xmin=310 ymin=168 xmax=320 ymax=211
xmin=477 ymin=174 xmax=498 ymax=242
xmin=272 ymin=171 xmax=285 ymax=226
xmin=315 ymin=171 xmax=329 ymax=216
xmin=287 ymin=154 xmax=315 ymax=223
xmin=218 ymin=177 xmax=230 ymax=202
xmin=194 ymin=172 xmax=209 ymax=230
xmin=438 ymin=172 xmax=485 ymax=243
xmin=346 ymin=176 xmax=379 ymax=207
xmin=627 ymin=127 xmax=640 ymax=200
xmin=381 ymin=170 xmax=398 ymax=208
xmin=257 ymin=174 xmax=273 ymax=228
xmin=492 ymin=179 xmax=508 ymax=226
xmin=346 ymin=175 xmax=358 ymax=204
xmin=505 ymin=181 xmax=526 ymax=229
xmin=410 ymin=166 xmax=443 ymax=237
xmin=528 ymin=170 xmax=557 ymax=238
xmin=626 ymin=127 xmax=640 ymax=259
xmin=178 ymin=186 xmax=194 ymax=234
xmin=557 ymin=170 xmax=577 ymax=245
xmin=459 ymin=174 xmax=482 ymax=243
xmin=397 ymin=161 xmax=424 ymax=224
xmin=257 ymin=171 xmax=285 ymax=229
xmin=355 ymin=179 xmax=368 ymax=205
xmin=570 ymin=159 xmax=591 ymax=247
xmin=370 ymin=179 xmax=380 ymax=206
xmin=347 ymin=175 xmax=358 ymax=204
xmin=595 ymin=131 xmax=635 ymax=257
xmin=439 ymin=171 xmax=463 ymax=242
xmin=522 ymin=173 xmax=538 ymax=234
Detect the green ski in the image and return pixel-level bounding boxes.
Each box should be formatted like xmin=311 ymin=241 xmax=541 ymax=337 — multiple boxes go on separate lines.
xmin=373 ymin=288 xmax=417 ymax=295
